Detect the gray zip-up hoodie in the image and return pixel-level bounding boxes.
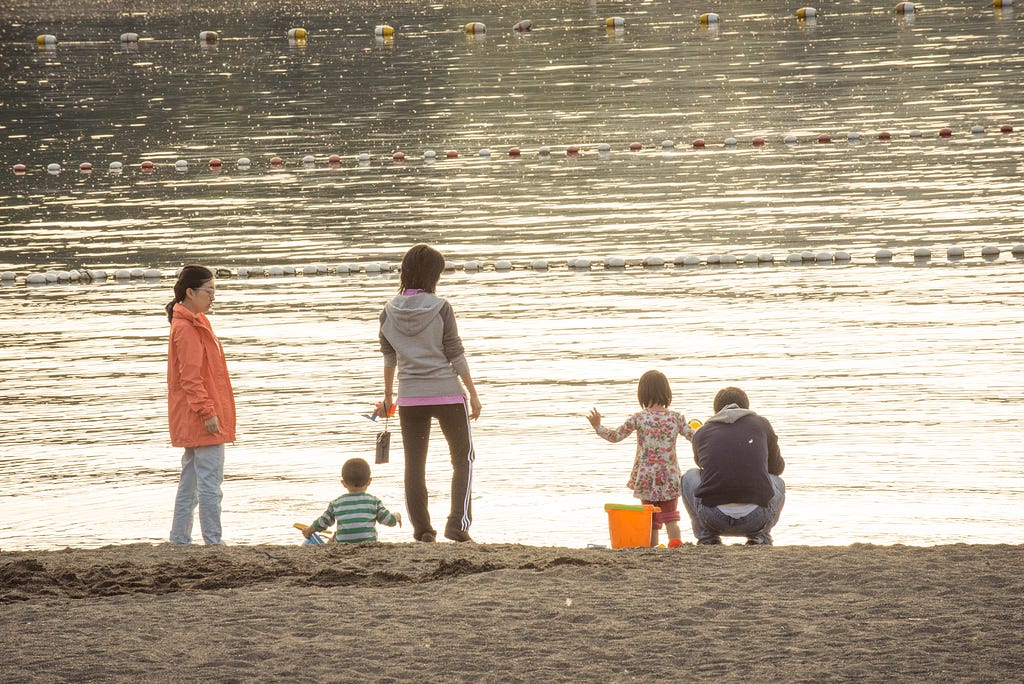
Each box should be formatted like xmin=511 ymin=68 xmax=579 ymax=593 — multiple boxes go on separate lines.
xmin=379 ymin=292 xmax=470 ymax=399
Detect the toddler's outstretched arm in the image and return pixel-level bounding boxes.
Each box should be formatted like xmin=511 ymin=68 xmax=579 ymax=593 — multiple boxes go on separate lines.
xmin=587 ymin=408 xmax=602 ymax=429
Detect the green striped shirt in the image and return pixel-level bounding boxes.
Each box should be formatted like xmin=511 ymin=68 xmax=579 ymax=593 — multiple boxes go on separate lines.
xmin=312 ymin=492 xmax=398 ymax=543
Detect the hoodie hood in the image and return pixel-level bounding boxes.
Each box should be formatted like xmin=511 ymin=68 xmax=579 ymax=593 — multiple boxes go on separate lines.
xmin=705 ymin=403 xmax=757 ymax=425
xmin=384 ymin=292 xmax=446 ymax=337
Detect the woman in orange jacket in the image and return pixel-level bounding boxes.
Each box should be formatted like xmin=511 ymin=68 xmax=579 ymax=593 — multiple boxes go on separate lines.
xmin=166 ymin=265 xmax=236 ymax=545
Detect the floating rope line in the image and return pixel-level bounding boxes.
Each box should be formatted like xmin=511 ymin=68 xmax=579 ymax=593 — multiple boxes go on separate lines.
xmin=4 ymin=246 xmax=1024 ymax=287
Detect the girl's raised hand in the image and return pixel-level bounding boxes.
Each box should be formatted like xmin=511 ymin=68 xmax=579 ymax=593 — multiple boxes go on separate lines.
xmin=587 ymin=408 xmax=602 ymax=428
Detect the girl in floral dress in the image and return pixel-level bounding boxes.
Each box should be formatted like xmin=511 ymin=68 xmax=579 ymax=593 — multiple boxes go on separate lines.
xmin=587 ymin=370 xmax=694 ymax=547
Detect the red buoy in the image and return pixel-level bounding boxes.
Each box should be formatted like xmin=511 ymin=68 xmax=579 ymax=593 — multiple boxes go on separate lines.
xmin=939 ymin=127 xmax=953 ymax=137
xmin=328 ymin=154 xmax=341 ymax=164
xmin=140 ymin=160 xmax=155 ymax=171
xmin=79 ymin=162 xmax=93 ymax=171
xmin=13 ymin=163 xmax=27 ymax=173
xmin=209 ymin=158 xmax=222 ymax=167
xmin=508 ymin=147 xmax=521 ymax=157
xmin=817 ymin=133 xmax=832 ymax=144
xmin=692 ymin=139 xmax=706 ymax=148
xmin=566 ymin=145 xmax=580 ymax=156
xmin=393 ymin=151 xmax=406 ymax=162
xmin=878 ymin=131 xmax=892 ymax=140
xmin=752 ymin=137 xmax=766 ymax=147
xmin=446 ymin=150 xmax=459 ymax=158
xmin=628 ymin=142 xmax=642 ymax=151
xmin=1000 ymin=124 xmax=1013 ymax=134
xmin=270 ymin=156 xmax=284 ymax=167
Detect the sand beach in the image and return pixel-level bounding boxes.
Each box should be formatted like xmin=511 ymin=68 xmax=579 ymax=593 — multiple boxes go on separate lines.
xmin=1 ymin=542 xmax=1022 ymax=682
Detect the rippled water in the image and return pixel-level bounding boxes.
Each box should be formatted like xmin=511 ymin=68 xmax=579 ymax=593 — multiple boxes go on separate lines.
xmin=1 ymin=0 xmax=1022 ymax=550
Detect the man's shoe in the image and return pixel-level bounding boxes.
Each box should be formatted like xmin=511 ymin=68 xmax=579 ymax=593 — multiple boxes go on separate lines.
xmin=416 ymin=531 xmax=436 ymax=543
xmin=444 ymin=528 xmax=474 ymax=543
xmin=697 ymin=537 xmax=722 ymax=546
xmin=745 ymin=534 xmax=773 ymax=546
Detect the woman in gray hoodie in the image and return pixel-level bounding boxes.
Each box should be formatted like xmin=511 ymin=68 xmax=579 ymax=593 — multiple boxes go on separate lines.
xmin=378 ymin=244 xmax=482 ymax=542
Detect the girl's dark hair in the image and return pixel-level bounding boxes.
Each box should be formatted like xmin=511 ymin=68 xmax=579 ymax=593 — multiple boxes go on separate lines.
xmin=637 ymin=370 xmax=672 ymax=408
xmin=399 ymin=244 xmax=445 ymax=293
xmin=166 ymin=265 xmax=214 ymax=322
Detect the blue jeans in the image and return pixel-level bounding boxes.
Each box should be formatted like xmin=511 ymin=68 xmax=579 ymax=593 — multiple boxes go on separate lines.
xmin=169 ymin=444 xmax=225 ymax=545
xmin=680 ymin=468 xmax=785 ymax=544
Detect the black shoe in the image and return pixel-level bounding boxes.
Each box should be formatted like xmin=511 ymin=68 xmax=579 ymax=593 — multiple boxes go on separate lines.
xmin=416 ymin=531 xmax=436 ymax=543
xmin=444 ymin=528 xmax=474 ymax=543
xmin=745 ymin=534 xmax=773 ymax=546
xmin=697 ymin=537 xmax=722 ymax=546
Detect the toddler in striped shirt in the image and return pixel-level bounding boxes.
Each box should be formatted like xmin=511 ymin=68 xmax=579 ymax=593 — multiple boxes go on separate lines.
xmin=302 ymin=458 xmax=402 ymax=543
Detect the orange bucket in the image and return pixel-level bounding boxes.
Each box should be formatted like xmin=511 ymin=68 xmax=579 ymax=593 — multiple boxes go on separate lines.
xmin=604 ymin=503 xmax=660 ymax=548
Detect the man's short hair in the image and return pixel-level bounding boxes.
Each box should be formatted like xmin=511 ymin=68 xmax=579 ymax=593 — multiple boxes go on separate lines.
xmin=713 ymin=386 xmax=750 ymax=412
xmin=341 ymin=458 xmax=371 ymax=487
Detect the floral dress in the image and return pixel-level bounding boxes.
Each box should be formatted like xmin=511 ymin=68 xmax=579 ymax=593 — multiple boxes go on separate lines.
xmin=596 ymin=409 xmax=692 ymax=501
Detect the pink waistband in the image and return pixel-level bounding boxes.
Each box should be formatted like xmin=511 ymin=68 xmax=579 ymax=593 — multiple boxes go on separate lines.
xmin=397 ymin=394 xmax=465 ymax=407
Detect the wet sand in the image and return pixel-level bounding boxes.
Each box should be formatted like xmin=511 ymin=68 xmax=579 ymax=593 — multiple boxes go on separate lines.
xmin=2 ymin=543 xmax=1022 ymax=682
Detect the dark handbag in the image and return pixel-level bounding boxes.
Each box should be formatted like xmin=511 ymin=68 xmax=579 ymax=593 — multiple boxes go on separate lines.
xmin=375 ymin=415 xmax=391 ymax=464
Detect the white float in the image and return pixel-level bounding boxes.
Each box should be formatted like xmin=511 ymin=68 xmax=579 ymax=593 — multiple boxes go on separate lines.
xmin=783 ymin=134 xmax=798 ymax=144
xmin=464 ymin=260 xmax=482 ymax=271
xmin=971 ymin=125 xmax=985 ymax=134
xmin=743 ymin=254 xmax=759 ymax=264
xmin=815 ymin=252 xmax=833 ymax=262
xmin=0 ymin=271 xmax=16 ymax=281
xmin=237 ymin=157 xmax=251 ymax=167
xmin=494 ymin=260 xmax=512 ymax=270
xmin=875 ymin=249 xmax=894 ymax=260
xmin=424 ymin=150 xmax=436 ymax=159
xmin=47 ymin=163 xmax=60 ymax=173
xmin=479 ymin=149 xmax=491 ymax=157
xmin=981 ymin=245 xmax=1000 ymax=257
xmin=538 ymin=146 xmax=551 ymax=156
xmin=27 ymin=274 xmax=47 ymax=285
xmin=531 ymin=259 xmax=549 ymax=270
xmin=175 ymin=160 xmax=188 ymax=171
xmin=301 ymin=155 xmax=315 ymax=165
xmin=144 ymin=269 xmax=161 ymax=279
xmin=720 ymin=254 xmax=738 ymax=265
xmin=913 ymin=248 xmax=931 ymax=259
xmin=109 ymin=161 xmax=123 ymax=171
xmin=707 ymin=255 xmax=722 ymax=265
xmin=643 ymin=256 xmax=665 ymax=267
xmin=947 ymin=246 xmax=965 ymax=259
xmin=661 ymin=140 xmax=675 ymax=149
xmin=120 ymin=33 xmax=139 ymax=43
xmin=87 ymin=270 xmax=107 ymax=281
xmin=114 ymin=269 xmax=131 ymax=279
xmin=786 ymin=253 xmax=803 ymax=263
xmin=1011 ymin=244 xmax=1024 ymax=256
xmin=605 ymin=256 xmax=626 ymax=268
xmin=724 ymin=137 xmax=738 ymax=146
xmin=908 ymin=129 xmax=923 ymax=138
xmin=759 ymin=254 xmax=776 ymax=263
xmin=835 ymin=251 xmax=851 ymax=261
xmin=268 ymin=266 xmax=284 ymax=276
xmin=571 ymin=258 xmax=592 ymax=270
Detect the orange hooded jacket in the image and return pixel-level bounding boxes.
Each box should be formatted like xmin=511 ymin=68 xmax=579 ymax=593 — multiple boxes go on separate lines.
xmin=167 ymin=302 xmax=236 ymax=448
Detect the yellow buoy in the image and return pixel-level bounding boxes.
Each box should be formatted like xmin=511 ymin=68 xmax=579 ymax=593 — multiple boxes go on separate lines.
xmin=796 ymin=7 xmax=817 ymax=19
xmin=287 ymin=28 xmax=308 ymax=40
xmin=36 ymin=34 xmax=57 ymax=46
xmin=199 ymin=30 xmax=219 ymax=43
xmin=993 ymin=0 xmax=1012 ymax=7
xmin=605 ymin=17 xmax=625 ymax=28
xmin=894 ymin=2 xmax=915 ymax=13
xmin=699 ymin=13 xmax=720 ymax=25
xmin=465 ymin=22 xmax=486 ymax=33
xmin=374 ymin=25 xmax=395 ymax=37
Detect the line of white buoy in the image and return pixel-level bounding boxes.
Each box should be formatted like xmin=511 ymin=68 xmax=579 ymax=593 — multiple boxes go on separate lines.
xmin=4 ymin=246 xmax=1023 ymax=287
xmin=29 ymin=0 xmax=1019 ymax=49
xmin=9 ymin=124 xmax=1016 ymax=176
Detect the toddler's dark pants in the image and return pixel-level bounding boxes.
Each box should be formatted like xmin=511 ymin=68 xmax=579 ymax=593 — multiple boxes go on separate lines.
xmin=398 ymin=402 xmax=475 ymax=539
